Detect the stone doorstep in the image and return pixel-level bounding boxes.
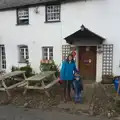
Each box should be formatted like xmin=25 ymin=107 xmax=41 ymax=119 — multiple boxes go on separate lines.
xmin=56 ymin=84 xmax=94 ymax=113
xmin=57 ymin=102 xmax=89 ymax=113
xmin=114 ymin=116 xmax=120 ymax=120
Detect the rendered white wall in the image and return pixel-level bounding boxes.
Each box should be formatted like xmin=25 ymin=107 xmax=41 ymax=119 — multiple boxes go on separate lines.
xmin=61 ymin=0 xmax=120 ymax=76
xmin=0 ymin=6 xmax=62 ymax=73
xmin=0 ymin=0 xmax=120 ymax=78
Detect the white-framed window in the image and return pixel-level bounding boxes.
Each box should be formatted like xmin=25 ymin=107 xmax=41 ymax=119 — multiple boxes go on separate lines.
xmin=17 ymin=8 xmax=29 ymax=25
xmin=46 ymin=5 xmax=60 ymax=22
xmin=0 ymin=45 xmax=6 ymax=69
xmin=18 ymin=45 xmax=29 ymax=63
xmin=42 ymin=47 xmax=53 ymax=60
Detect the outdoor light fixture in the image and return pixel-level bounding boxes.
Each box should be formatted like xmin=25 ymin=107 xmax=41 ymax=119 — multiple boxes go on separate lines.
xmin=86 ymin=46 xmax=90 ymax=52
xmin=97 ymin=45 xmax=103 ymax=53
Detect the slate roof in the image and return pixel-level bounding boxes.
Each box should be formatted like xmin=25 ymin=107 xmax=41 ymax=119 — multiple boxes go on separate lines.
xmin=0 ymin=0 xmax=84 ymax=10
xmin=0 ymin=0 xmax=58 ymax=10
xmin=65 ymin=25 xmax=105 ymax=44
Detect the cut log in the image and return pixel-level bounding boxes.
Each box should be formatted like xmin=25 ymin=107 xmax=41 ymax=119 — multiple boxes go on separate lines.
xmin=25 ymin=86 xmax=44 ymax=90
xmin=0 ymin=88 xmax=5 ymax=91
xmin=45 ymin=79 xmax=59 ymax=89
xmin=7 ymin=81 xmax=26 ymax=89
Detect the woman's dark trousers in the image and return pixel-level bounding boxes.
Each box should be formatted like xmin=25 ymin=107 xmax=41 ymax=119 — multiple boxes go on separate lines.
xmin=64 ymin=80 xmax=72 ymax=101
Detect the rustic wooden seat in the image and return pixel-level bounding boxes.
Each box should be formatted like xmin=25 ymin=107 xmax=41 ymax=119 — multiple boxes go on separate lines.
xmin=0 ymin=71 xmax=27 ymax=97
xmin=24 ymin=71 xmax=59 ymax=97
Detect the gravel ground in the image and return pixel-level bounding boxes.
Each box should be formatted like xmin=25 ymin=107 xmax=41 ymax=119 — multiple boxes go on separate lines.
xmin=0 ymin=84 xmax=63 ymax=110
xmin=0 ymin=83 xmax=119 ymax=118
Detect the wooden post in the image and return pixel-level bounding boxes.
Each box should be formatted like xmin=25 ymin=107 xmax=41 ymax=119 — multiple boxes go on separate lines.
xmin=53 ymin=73 xmax=57 ymax=80
xmin=41 ymin=80 xmax=50 ymax=97
xmin=23 ymin=72 xmax=27 ymax=95
xmin=23 ymin=72 xmax=27 ymax=79
xmin=2 ymin=80 xmax=11 ymax=97
xmin=23 ymin=81 xmax=28 ymax=95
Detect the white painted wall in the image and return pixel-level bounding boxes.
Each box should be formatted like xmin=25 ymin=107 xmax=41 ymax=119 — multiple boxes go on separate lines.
xmin=0 ymin=0 xmax=120 ymax=78
xmin=61 ymin=0 xmax=120 ymax=76
xmin=0 ymin=6 xmax=62 ymax=72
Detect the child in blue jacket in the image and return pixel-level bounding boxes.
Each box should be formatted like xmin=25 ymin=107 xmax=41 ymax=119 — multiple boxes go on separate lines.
xmin=73 ymin=71 xmax=83 ymax=103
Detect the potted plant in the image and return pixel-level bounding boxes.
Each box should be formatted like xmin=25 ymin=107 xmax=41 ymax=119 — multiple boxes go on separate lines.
xmin=40 ymin=60 xmax=59 ymax=77
xmin=101 ymin=74 xmax=114 ymax=84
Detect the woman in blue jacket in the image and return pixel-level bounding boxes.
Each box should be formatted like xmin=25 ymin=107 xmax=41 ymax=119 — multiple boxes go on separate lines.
xmin=60 ymin=54 xmax=77 ymax=102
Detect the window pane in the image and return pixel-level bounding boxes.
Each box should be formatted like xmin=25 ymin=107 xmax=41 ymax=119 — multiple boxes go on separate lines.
xmin=18 ymin=8 xmax=29 ymax=25
xmin=46 ymin=5 xmax=60 ymax=22
xmin=42 ymin=47 xmax=53 ymax=60
xmin=49 ymin=56 xmax=53 ymax=60
xmin=49 ymin=48 xmax=53 ymax=52
xmin=43 ymin=56 xmax=48 ymax=60
xmin=49 ymin=47 xmax=53 ymax=60
xmin=43 ymin=47 xmax=48 ymax=60
xmin=26 ymin=48 xmax=28 ymax=52
xmin=49 ymin=52 xmax=53 ymax=56
xmin=2 ymin=55 xmax=5 ymax=59
xmin=19 ymin=46 xmax=29 ymax=63
xmin=44 ymin=53 xmax=48 ymax=56
xmin=1 ymin=45 xmax=6 ymax=69
xmin=43 ymin=48 xmax=47 ymax=52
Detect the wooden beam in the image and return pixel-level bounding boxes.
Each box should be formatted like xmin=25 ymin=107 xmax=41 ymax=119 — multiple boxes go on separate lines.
xmin=1 ymin=80 xmax=11 ymax=97
xmin=25 ymin=86 xmax=44 ymax=90
xmin=0 ymin=88 xmax=5 ymax=91
xmin=7 ymin=81 xmax=26 ymax=89
xmin=45 ymin=79 xmax=58 ymax=89
xmin=17 ymin=81 xmax=27 ymax=87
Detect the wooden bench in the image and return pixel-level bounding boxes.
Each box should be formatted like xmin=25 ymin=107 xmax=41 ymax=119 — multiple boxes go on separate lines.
xmin=24 ymin=71 xmax=59 ymax=97
xmin=0 ymin=71 xmax=27 ymax=97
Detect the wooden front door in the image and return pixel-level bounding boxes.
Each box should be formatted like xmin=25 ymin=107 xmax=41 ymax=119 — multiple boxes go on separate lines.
xmin=79 ymin=46 xmax=96 ymax=80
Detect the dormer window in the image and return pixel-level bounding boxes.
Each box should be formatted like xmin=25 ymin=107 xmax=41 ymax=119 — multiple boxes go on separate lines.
xmin=17 ymin=8 xmax=29 ymax=25
xmin=46 ymin=5 xmax=60 ymax=22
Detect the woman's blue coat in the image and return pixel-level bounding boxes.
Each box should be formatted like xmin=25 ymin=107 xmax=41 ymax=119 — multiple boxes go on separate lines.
xmin=60 ymin=60 xmax=77 ymax=80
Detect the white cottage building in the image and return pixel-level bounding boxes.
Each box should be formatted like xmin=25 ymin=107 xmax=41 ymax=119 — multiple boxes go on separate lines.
xmin=0 ymin=0 xmax=120 ymax=82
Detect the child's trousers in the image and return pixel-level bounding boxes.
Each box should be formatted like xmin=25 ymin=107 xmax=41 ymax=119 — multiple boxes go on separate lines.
xmin=73 ymin=80 xmax=82 ymax=103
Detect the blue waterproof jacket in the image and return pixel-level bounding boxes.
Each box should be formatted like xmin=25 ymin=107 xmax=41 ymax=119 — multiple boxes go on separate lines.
xmin=60 ymin=60 xmax=77 ymax=80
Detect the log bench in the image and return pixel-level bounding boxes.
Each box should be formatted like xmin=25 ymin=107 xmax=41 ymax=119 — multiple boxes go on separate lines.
xmin=24 ymin=71 xmax=59 ymax=97
xmin=0 ymin=71 xmax=27 ymax=97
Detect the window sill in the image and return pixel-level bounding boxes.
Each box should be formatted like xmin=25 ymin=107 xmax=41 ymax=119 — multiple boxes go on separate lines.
xmin=18 ymin=61 xmax=27 ymax=64
xmin=44 ymin=21 xmax=61 ymax=23
xmin=16 ymin=24 xmax=30 ymax=26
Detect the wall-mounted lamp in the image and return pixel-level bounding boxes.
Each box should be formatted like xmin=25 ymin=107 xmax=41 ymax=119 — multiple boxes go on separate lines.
xmin=97 ymin=45 xmax=103 ymax=53
xmin=34 ymin=7 xmax=40 ymax=14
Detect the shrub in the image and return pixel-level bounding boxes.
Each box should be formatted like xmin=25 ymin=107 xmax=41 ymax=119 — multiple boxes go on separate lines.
xmin=11 ymin=65 xmax=34 ymax=77
xmin=101 ymin=75 xmax=114 ymax=84
xmin=11 ymin=66 xmax=19 ymax=72
xmin=20 ymin=65 xmax=33 ymax=77
xmin=40 ymin=60 xmax=59 ymax=77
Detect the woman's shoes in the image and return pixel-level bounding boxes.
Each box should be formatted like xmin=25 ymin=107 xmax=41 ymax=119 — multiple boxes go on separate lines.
xmin=67 ymin=97 xmax=72 ymax=101
xmin=63 ymin=96 xmax=72 ymax=102
xmin=63 ymin=96 xmax=67 ymax=103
